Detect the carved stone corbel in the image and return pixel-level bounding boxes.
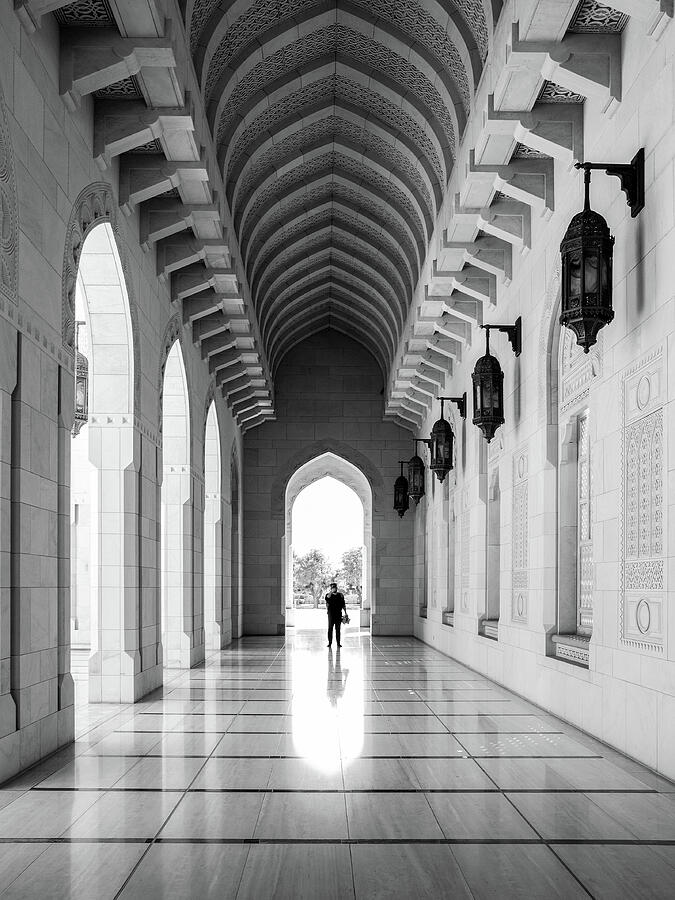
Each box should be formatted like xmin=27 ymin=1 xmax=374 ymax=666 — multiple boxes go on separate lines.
xmin=60 ymin=28 xmax=176 ymax=110
xmin=93 ymin=100 xmax=195 ymax=171
xmin=119 ymin=155 xmax=209 ymax=214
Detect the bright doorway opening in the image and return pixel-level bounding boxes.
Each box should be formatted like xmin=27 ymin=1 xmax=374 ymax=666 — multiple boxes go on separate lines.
xmin=284 ymin=454 xmax=372 ymax=632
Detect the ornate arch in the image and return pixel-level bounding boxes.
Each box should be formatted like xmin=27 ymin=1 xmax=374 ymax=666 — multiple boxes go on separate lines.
xmin=0 ymin=81 xmax=18 ymax=304
xmin=270 ymin=439 xmax=385 ymax=518
xmin=157 ymin=313 xmax=192 ymax=455
xmin=62 ymin=183 xmax=142 ymax=411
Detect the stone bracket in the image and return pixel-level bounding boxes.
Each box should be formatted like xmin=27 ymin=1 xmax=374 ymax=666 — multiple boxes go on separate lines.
xmin=140 ymin=200 xmax=220 ymax=249
xmin=507 ymin=22 xmax=621 ymax=115
xmin=483 ymin=94 xmax=584 ymax=166
xmin=452 ymin=193 xmax=532 ymax=253
xmin=60 ymin=27 xmax=176 ymax=111
xmin=432 ymin=261 xmax=496 ymax=305
xmin=119 ymin=155 xmax=210 ymax=214
xmin=156 ymin=235 xmax=230 ymax=280
xmin=171 ymin=264 xmax=238 ymax=302
xmin=441 ymin=234 xmax=513 ymax=285
xmin=467 ymin=149 xmax=554 ymax=219
xmin=94 ymin=99 xmax=196 ymax=171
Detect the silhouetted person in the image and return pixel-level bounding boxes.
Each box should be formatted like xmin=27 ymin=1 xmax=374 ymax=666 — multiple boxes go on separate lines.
xmin=325 ymin=582 xmax=346 ymax=648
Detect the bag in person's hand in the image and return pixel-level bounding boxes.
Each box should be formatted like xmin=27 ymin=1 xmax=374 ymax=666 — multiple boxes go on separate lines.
xmin=341 ymin=612 xmax=350 ymax=625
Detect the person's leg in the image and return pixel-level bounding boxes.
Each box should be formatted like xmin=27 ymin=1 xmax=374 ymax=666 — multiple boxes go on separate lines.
xmin=327 ymin=616 xmax=333 ymax=646
xmin=335 ymin=617 xmax=341 ymax=646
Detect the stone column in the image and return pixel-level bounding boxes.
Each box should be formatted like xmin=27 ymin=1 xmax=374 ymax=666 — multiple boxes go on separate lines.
xmin=87 ymin=417 xmax=160 ymax=701
xmin=204 ymin=483 xmax=223 ymax=649
xmin=162 ymin=465 xmax=204 ymax=667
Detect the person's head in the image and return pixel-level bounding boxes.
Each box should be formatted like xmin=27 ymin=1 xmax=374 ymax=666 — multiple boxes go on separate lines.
xmin=329 ymin=582 xmax=337 ymax=593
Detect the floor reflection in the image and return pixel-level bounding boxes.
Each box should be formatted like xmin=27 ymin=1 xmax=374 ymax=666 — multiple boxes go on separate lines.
xmin=290 ymin=632 xmax=365 ymax=770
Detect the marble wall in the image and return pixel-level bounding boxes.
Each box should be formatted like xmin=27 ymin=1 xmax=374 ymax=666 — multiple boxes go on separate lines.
xmin=413 ymin=1 xmax=675 ymax=780
xmin=0 ymin=4 xmax=241 ymax=783
xmin=242 ymin=331 xmax=414 ymax=636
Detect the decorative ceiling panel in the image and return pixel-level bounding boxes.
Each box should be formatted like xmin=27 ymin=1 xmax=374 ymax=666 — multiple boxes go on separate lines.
xmin=54 ymin=0 xmax=115 ymax=26
xmin=568 ymin=0 xmax=629 ymax=33
xmin=226 ymin=75 xmax=445 ymax=188
xmin=232 ymin=115 xmax=435 ymax=224
xmin=185 ymin=0 xmax=499 ymax=389
xmin=215 ymin=24 xmax=458 ymax=155
xmin=537 ymin=80 xmax=586 ymax=104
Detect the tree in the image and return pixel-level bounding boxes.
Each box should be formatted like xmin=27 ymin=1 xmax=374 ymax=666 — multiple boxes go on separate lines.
xmin=293 ymin=549 xmax=333 ymax=607
xmin=339 ymin=547 xmax=363 ymax=605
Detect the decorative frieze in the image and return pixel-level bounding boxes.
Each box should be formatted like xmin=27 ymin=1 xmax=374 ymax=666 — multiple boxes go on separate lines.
xmin=620 ymin=345 xmax=667 ymax=653
xmin=560 ymin=327 xmax=601 ymax=413
xmin=537 ymin=81 xmax=586 ymax=104
xmin=0 ymin=91 xmax=18 ymax=303
xmin=568 ymin=0 xmax=629 ymax=33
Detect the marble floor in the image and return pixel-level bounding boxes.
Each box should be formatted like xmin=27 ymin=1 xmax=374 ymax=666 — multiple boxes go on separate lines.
xmin=1 ymin=632 xmax=675 ymax=899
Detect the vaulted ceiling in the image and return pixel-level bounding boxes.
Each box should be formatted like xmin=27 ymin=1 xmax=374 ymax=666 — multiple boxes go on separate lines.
xmin=184 ymin=0 xmax=499 ymax=377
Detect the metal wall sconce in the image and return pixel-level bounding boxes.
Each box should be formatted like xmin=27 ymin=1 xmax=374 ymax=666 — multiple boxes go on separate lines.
xmin=560 ymin=149 xmax=645 ymax=353
xmin=393 ymin=461 xmax=410 ymax=518
xmin=472 ymin=318 xmax=522 ymax=443
xmin=408 ymin=438 xmax=430 ymax=505
xmin=72 ymin=319 xmax=89 ymax=437
xmin=430 ymin=394 xmax=466 ymax=483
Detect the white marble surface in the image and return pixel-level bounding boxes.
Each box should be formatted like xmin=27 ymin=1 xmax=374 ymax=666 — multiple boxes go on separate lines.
xmin=0 ymin=634 xmax=673 ymax=898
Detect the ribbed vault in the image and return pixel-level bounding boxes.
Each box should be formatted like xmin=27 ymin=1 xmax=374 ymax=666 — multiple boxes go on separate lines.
xmin=185 ymin=0 xmax=500 ymax=377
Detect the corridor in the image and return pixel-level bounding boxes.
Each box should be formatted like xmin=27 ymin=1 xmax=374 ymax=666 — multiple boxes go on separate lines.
xmin=0 ymin=634 xmax=674 ymax=899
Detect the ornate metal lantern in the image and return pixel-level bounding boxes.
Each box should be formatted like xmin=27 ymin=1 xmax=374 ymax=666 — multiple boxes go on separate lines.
xmin=430 ymin=394 xmax=466 ymax=483
xmin=560 ymin=150 xmax=644 ymax=353
xmin=72 ymin=320 xmax=89 ymax=437
xmin=393 ymin=461 xmax=409 ymax=518
xmin=407 ymin=439 xmax=429 ymax=505
xmin=472 ymin=319 xmax=521 ymax=443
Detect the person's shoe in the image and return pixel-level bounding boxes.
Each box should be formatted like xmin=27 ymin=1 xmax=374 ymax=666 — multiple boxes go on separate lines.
xmin=337 ymin=644 xmax=342 ymax=648
xmin=327 ymin=644 xmax=332 ymax=648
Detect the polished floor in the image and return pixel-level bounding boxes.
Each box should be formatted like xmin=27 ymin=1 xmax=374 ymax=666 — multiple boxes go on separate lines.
xmin=1 ymin=631 xmax=675 ymax=899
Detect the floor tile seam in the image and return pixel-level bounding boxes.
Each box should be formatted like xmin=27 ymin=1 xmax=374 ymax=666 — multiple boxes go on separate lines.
xmin=3 ymin=837 xmax=675 ymax=846
xmin=24 ymin=786 xmax=663 ymax=795
xmin=424 ymin=640 xmax=674 ymax=786
xmin=109 ymin=725 xmax=223 ymax=895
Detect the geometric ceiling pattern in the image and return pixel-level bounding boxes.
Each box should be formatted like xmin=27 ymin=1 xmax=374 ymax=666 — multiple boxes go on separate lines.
xmin=184 ymin=0 xmax=499 ymax=377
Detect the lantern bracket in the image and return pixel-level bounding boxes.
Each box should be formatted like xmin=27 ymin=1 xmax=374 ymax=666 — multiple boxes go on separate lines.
xmin=574 ymin=148 xmax=644 ymax=218
xmin=438 ymin=394 xmax=467 ymax=419
xmin=482 ymin=316 xmax=522 ymax=358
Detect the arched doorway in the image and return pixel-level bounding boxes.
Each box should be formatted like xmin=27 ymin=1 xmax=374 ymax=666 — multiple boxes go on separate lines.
xmin=161 ymin=338 xmax=197 ymax=668
xmin=69 ymin=221 xmax=137 ymax=707
xmin=283 ymin=453 xmax=373 ymax=631
xmin=204 ymin=400 xmax=224 ymax=649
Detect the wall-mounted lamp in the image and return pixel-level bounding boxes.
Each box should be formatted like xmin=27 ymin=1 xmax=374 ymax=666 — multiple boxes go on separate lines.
xmin=393 ymin=461 xmax=409 ymax=518
xmin=560 ymin=149 xmax=644 ymax=353
xmin=408 ymin=438 xmax=430 ymax=505
xmin=472 ymin=318 xmax=521 ymax=443
xmin=72 ymin=320 xmax=88 ymax=437
xmin=430 ymin=394 xmax=466 ymax=483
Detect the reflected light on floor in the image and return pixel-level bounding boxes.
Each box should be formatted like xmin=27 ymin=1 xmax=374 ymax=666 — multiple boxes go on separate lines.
xmin=291 ymin=645 xmax=364 ymax=771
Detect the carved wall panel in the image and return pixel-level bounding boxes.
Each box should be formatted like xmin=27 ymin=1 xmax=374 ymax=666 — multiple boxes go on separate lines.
xmin=0 ymin=89 xmax=18 ymax=303
xmin=620 ymin=345 xmax=667 ymax=653
xmin=512 ymin=448 xmax=528 ymax=624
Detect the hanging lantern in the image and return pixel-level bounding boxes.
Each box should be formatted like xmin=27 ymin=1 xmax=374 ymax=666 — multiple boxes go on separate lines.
xmin=560 ymin=150 xmax=644 ymax=353
xmin=72 ymin=320 xmax=89 ymax=437
xmin=393 ymin=461 xmax=409 ymax=518
xmin=472 ymin=321 xmax=521 ymax=444
xmin=407 ymin=439 xmax=428 ymax=505
xmin=560 ymin=167 xmax=614 ymax=353
xmin=472 ymin=331 xmax=503 ymax=444
xmin=429 ymin=395 xmax=466 ymax=483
